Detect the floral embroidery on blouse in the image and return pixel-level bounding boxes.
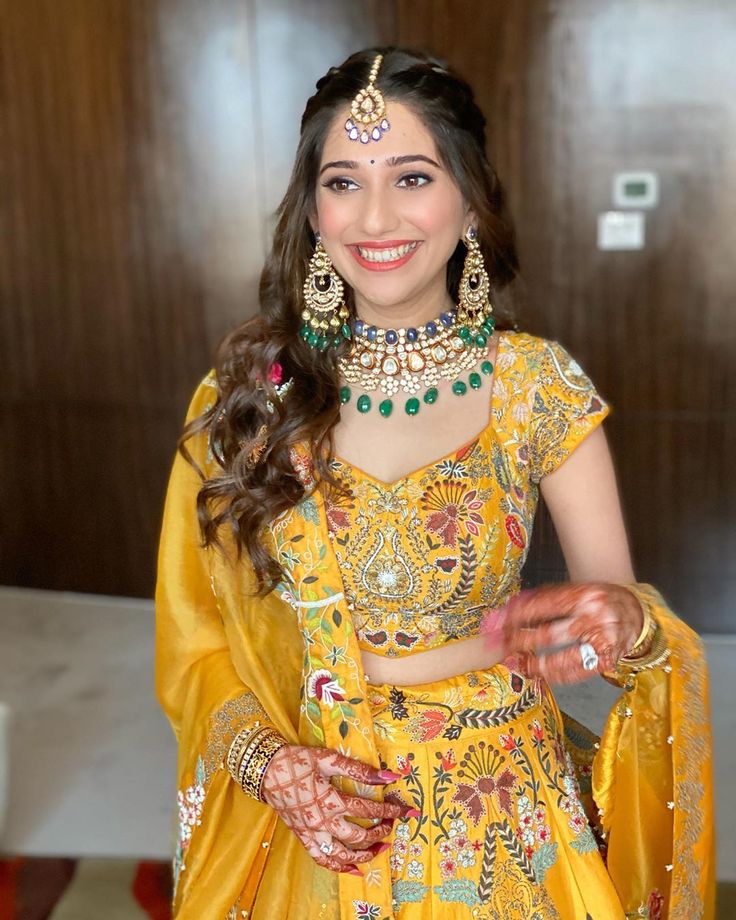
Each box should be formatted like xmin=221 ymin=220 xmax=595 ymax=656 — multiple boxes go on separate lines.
xmin=324 ymin=333 xmax=609 ymax=658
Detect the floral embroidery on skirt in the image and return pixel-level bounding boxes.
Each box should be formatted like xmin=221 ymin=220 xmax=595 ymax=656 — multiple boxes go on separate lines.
xmin=368 ymin=666 xmax=625 ymax=919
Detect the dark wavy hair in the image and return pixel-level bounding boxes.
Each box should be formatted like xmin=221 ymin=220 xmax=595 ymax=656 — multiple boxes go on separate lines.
xmin=180 ymin=46 xmax=521 ymax=595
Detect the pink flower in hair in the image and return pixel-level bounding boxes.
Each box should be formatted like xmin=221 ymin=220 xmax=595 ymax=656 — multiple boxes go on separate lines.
xmin=267 ymin=362 xmax=283 ymax=385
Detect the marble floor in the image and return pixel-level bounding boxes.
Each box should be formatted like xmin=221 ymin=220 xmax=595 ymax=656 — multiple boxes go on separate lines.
xmin=0 ymin=586 xmax=734 ymax=881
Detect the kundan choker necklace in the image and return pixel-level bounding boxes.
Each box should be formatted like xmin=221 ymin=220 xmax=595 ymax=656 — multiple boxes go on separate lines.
xmin=338 ymin=307 xmax=496 ymax=417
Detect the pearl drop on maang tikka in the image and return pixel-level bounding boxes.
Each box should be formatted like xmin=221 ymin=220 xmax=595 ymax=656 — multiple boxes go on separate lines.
xmin=345 ymin=54 xmax=390 ymax=144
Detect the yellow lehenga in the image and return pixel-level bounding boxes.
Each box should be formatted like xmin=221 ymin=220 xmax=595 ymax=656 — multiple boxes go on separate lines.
xmin=156 ymin=332 xmax=715 ymax=919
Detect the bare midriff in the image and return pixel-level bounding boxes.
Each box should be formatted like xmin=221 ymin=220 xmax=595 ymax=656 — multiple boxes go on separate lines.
xmin=361 ymin=634 xmax=505 ymax=687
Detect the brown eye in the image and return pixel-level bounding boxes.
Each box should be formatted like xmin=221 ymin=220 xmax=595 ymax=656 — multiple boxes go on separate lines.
xmin=397 ymin=173 xmax=431 ymax=189
xmin=323 ymin=177 xmax=358 ymax=193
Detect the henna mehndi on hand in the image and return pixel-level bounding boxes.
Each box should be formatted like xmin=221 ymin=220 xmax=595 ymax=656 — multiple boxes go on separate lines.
xmin=261 ymin=744 xmax=419 ymax=873
xmin=485 ymin=582 xmax=647 ymax=684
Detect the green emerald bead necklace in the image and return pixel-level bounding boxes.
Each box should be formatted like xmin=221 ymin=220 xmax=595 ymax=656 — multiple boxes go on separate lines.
xmin=341 ymin=360 xmax=494 ymax=418
xmin=337 ymin=304 xmax=496 ymax=419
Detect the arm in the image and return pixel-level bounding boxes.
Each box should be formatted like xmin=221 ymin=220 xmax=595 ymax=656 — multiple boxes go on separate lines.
xmin=497 ymin=343 xmax=715 ymax=918
xmin=539 ymin=424 xmax=635 ymax=584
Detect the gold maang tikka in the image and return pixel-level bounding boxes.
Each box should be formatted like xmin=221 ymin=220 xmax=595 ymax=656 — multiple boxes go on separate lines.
xmin=345 ymin=54 xmax=390 ymax=144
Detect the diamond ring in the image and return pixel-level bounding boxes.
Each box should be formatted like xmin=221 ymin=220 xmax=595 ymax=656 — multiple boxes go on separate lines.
xmin=319 ymin=840 xmax=335 ymax=856
xmin=580 ymin=642 xmax=599 ymax=671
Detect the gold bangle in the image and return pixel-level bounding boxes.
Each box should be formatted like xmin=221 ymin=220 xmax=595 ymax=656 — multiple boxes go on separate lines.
xmin=240 ymin=730 xmax=288 ymax=802
xmin=226 ymin=723 xmax=267 ymax=786
xmin=620 ymin=585 xmax=656 ymax=657
xmin=616 ymin=625 xmax=670 ymax=673
xmin=226 ymin=726 xmax=256 ymax=778
xmin=236 ymin=727 xmax=271 ymax=789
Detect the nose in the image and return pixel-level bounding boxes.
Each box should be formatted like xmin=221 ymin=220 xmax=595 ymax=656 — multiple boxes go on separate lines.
xmin=359 ymin=183 xmax=400 ymax=239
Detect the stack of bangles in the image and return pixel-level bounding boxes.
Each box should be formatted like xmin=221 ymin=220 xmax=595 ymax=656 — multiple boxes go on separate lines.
xmin=582 ymin=587 xmax=668 ymax=677
xmin=612 ymin=584 xmax=669 ymax=673
xmin=226 ymin=723 xmax=288 ymax=802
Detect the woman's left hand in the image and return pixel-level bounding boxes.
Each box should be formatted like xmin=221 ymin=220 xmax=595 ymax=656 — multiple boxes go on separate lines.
xmin=494 ymin=582 xmax=645 ymax=683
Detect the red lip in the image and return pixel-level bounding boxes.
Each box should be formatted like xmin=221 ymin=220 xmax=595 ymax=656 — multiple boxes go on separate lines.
xmin=348 ymin=240 xmax=422 ymax=272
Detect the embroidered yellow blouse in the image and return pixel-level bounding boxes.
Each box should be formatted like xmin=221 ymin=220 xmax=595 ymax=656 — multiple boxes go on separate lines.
xmin=326 ymin=332 xmax=610 ymax=657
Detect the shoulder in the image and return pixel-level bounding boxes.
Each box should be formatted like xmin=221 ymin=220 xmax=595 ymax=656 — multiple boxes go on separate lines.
xmin=185 ymin=368 xmax=220 ymax=423
xmin=499 ymin=335 xmax=610 ymax=481
xmin=172 ymin=369 xmax=221 ymax=473
xmin=502 ymin=331 xmax=581 ymax=370
xmin=502 ymin=332 xmax=602 ymax=399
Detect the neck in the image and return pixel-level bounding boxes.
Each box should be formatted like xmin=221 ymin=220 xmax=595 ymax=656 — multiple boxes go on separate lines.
xmin=353 ymin=282 xmax=455 ymax=330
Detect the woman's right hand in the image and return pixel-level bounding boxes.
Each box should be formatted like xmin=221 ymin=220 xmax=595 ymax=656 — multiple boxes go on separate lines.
xmin=261 ymin=744 xmax=418 ymax=875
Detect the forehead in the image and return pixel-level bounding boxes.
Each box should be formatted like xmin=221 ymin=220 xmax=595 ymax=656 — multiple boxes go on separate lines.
xmin=320 ymin=100 xmax=439 ymax=166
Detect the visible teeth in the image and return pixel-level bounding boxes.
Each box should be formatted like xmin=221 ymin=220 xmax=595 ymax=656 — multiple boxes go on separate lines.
xmin=357 ymin=242 xmax=417 ymax=262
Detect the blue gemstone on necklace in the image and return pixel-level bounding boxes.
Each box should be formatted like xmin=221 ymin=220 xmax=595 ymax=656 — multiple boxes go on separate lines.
xmin=385 ymin=329 xmax=398 ymax=344
xmin=354 ymin=319 xmax=365 ymax=335
xmin=440 ymin=311 xmax=454 ymax=326
xmin=367 ymin=326 xmax=378 ymax=341
xmin=426 ymin=321 xmax=437 ymax=337
xmin=406 ymin=328 xmax=418 ymax=342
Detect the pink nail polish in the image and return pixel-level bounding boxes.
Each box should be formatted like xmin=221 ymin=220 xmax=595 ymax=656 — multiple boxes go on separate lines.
xmin=405 ymin=808 xmax=421 ymax=818
xmin=378 ymin=769 xmax=401 ymax=782
xmin=374 ymin=842 xmax=391 ymax=855
xmin=345 ymin=866 xmax=363 ymax=876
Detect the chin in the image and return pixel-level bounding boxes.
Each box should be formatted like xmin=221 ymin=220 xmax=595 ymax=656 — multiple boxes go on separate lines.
xmin=357 ymin=287 xmax=412 ymax=309
xmin=346 ymin=276 xmax=426 ymax=314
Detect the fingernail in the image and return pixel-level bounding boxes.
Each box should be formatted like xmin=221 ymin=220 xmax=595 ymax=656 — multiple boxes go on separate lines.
xmin=405 ymin=808 xmax=421 ymax=818
xmin=373 ymin=841 xmax=391 ymax=855
xmin=345 ymin=865 xmax=363 ymax=876
xmin=377 ymin=769 xmax=401 ymax=782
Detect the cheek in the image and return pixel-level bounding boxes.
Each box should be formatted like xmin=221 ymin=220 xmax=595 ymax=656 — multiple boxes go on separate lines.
xmin=406 ymin=186 xmax=465 ymax=240
xmin=314 ymin=190 xmax=352 ymax=239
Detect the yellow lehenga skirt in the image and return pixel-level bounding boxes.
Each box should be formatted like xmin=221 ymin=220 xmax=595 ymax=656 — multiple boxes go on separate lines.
xmin=367 ymin=665 xmax=624 ymax=919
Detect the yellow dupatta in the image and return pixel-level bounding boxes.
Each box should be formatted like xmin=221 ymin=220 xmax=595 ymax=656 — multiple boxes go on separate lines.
xmin=156 ymin=374 xmax=715 ymax=920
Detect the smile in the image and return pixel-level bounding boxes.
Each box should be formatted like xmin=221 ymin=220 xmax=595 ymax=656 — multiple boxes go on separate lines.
xmin=349 ymin=240 xmax=421 ymax=271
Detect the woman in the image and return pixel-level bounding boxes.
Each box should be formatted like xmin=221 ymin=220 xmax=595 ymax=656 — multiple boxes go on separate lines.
xmin=156 ymin=48 xmax=714 ymax=919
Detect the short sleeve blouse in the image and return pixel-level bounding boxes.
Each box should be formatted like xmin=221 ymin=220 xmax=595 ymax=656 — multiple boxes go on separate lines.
xmin=324 ymin=332 xmax=610 ymax=658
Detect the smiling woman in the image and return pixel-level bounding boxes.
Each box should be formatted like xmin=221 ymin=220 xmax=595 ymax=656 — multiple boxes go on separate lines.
xmin=156 ymin=47 xmax=714 ymax=920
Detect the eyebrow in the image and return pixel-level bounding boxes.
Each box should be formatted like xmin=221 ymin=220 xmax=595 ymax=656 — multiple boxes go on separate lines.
xmin=319 ymin=154 xmax=441 ymax=176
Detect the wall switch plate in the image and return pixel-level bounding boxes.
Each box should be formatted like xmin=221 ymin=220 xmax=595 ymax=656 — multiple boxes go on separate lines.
xmin=597 ymin=210 xmax=645 ymax=250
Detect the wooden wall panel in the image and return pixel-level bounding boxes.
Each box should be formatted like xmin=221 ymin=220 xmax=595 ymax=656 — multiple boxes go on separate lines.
xmin=0 ymin=0 xmax=394 ymax=597
xmin=395 ymin=0 xmax=736 ymax=631
xmin=3 ymin=0 xmax=734 ymax=631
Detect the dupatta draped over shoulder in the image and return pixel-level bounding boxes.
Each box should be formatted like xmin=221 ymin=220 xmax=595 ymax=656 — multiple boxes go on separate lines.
xmin=155 ymin=336 xmax=715 ymax=920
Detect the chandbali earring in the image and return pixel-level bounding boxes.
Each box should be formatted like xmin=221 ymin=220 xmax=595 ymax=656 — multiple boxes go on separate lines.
xmin=456 ymin=227 xmax=496 ymax=348
xmin=299 ymin=232 xmax=352 ymax=351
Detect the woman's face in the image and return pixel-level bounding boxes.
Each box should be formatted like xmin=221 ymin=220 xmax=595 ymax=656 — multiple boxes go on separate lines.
xmin=313 ymin=100 xmax=472 ymax=322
